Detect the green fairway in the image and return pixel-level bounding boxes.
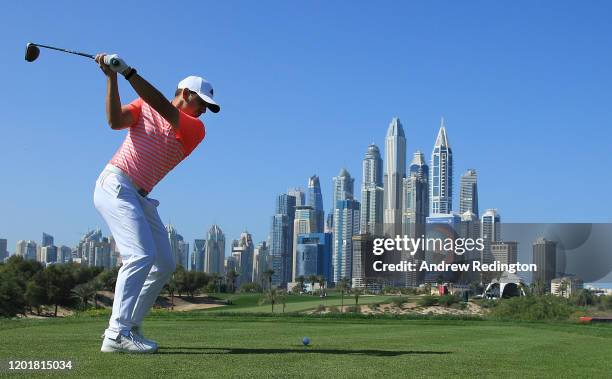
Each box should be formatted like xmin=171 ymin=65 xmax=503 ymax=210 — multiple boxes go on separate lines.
xmin=1 ymin=313 xmax=611 ymax=378
xmin=207 ymin=293 xmax=399 ymax=313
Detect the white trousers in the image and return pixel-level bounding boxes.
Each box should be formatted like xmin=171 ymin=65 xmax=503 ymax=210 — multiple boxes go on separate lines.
xmin=93 ymin=165 xmax=175 ymax=339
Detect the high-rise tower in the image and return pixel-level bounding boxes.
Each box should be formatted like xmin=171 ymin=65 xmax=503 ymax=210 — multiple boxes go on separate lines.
xmin=383 ymin=117 xmax=406 ymax=236
xmin=360 ymin=144 xmax=384 ymax=236
xmin=460 ymin=169 xmax=479 ymax=216
xmin=430 ymin=118 xmax=453 ymax=214
xmin=308 ymin=175 xmax=325 ymax=233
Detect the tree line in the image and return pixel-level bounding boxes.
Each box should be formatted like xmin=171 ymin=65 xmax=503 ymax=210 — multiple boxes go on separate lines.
xmin=1 ymin=256 xmax=253 ymax=317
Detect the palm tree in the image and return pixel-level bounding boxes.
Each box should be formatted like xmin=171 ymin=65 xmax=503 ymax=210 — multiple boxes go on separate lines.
xmin=337 ymin=277 xmax=350 ymax=312
xmin=165 ymin=277 xmax=177 ymax=309
xmin=353 ymin=287 xmax=362 ymax=307
xmin=279 ymin=291 xmax=287 ymax=313
xmin=317 ymin=275 xmax=326 ymax=296
xmin=531 ymin=280 xmax=546 ymax=296
xmin=71 ymin=283 xmax=96 ymax=311
xmin=263 ymin=269 xmax=275 ymax=291
xmin=260 ymin=288 xmax=278 ymax=313
xmin=91 ymin=279 xmax=105 ymax=309
xmin=308 ymin=275 xmax=318 ymax=295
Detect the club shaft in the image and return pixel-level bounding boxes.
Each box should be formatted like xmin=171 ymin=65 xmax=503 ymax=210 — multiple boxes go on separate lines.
xmin=33 ymin=43 xmax=95 ymax=60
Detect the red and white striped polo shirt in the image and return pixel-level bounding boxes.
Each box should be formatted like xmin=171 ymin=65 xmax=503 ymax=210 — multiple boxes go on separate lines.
xmin=109 ymin=98 xmax=205 ymax=193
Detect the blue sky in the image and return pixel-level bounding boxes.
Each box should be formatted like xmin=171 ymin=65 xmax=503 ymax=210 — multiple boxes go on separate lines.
xmin=1 ymin=1 xmax=611 ymax=254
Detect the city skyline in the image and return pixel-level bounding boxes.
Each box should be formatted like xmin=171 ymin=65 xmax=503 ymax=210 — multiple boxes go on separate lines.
xmin=0 ymin=113 xmax=603 ymax=257
xmin=2 ymin=2 xmax=611 ymax=261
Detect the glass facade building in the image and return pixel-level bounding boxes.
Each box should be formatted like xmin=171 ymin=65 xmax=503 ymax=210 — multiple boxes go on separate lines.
xmin=360 ymin=144 xmax=384 ymax=236
xmin=459 ymin=169 xmax=479 ymax=216
xmin=384 ymin=117 xmax=406 ymax=237
xmin=430 ymin=118 xmax=453 ymax=214
xmin=333 ymin=199 xmax=360 ymax=284
xmin=295 ymin=232 xmax=332 ymax=283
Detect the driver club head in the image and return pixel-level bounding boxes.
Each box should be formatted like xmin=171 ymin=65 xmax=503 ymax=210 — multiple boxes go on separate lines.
xmin=25 ymin=43 xmax=40 ymax=62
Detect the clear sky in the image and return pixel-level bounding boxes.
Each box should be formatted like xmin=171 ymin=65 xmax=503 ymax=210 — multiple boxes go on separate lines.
xmin=1 ymin=1 xmax=611 ymax=254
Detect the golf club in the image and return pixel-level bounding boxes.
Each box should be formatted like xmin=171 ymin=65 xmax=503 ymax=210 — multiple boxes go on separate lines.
xmin=25 ymin=42 xmax=119 ymax=66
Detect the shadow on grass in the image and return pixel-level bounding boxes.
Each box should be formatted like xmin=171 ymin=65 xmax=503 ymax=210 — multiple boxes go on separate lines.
xmin=158 ymin=347 xmax=451 ymax=356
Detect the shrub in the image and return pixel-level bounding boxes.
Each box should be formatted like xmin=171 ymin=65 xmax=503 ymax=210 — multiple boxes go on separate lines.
xmin=346 ymin=305 xmax=361 ymax=313
xmin=568 ymin=289 xmax=595 ymax=307
xmin=418 ymin=295 xmax=439 ymax=307
xmin=439 ymin=294 xmax=460 ymax=307
xmin=392 ymin=297 xmax=409 ymax=307
xmin=328 ymin=306 xmax=340 ymax=313
xmin=489 ymin=295 xmax=575 ymax=321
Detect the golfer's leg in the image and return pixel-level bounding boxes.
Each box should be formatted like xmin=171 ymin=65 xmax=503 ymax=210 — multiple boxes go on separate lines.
xmin=131 ymin=197 xmax=176 ymax=327
xmin=93 ymin=172 xmax=156 ymax=339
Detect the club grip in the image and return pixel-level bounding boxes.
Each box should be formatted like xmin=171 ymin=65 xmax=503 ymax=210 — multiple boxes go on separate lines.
xmin=103 ymin=55 xmax=121 ymax=67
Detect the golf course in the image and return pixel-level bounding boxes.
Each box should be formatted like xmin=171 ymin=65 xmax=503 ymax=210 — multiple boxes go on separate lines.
xmin=2 ymin=294 xmax=611 ymax=378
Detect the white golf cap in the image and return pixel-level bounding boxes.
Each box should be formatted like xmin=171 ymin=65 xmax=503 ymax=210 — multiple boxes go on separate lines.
xmin=177 ymin=76 xmax=220 ymax=113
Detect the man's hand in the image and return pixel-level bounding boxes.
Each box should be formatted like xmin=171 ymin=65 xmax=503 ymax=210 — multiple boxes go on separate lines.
xmin=103 ymin=54 xmax=131 ymax=75
xmin=95 ymin=53 xmax=117 ymax=77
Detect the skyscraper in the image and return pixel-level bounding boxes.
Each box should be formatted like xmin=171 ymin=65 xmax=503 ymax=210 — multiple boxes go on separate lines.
xmin=384 ymin=117 xmax=406 ymax=237
xmin=351 ymin=234 xmax=378 ymax=289
xmin=295 ymin=233 xmax=332 ymax=283
xmin=360 ymin=144 xmax=384 ymax=236
xmin=403 ymin=151 xmax=429 ymax=237
xmin=59 ymin=245 xmax=73 ymax=264
xmin=481 ymin=209 xmax=501 ymax=265
xmin=76 ymin=229 xmax=101 ymax=263
xmin=532 ymin=238 xmax=557 ymax=290
xmin=167 ymin=224 xmax=188 ymax=269
xmin=333 ymin=199 xmax=360 ymax=284
xmin=205 ymin=225 xmax=225 ymax=275
xmin=288 ymin=188 xmax=306 ymax=207
xmin=292 ymin=205 xmax=317 ymax=282
xmin=42 ymin=233 xmax=54 ymax=247
xmin=40 ymin=245 xmax=58 ymax=264
xmin=180 ymin=240 xmax=190 ymax=270
xmin=253 ymin=241 xmax=271 ymax=288
xmin=193 ymin=239 xmax=206 ymax=272
xmin=308 ymin=175 xmax=325 ymax=233
xmin=16 ymin=240 xmax=37 ymax=261
xmin=93 ymin=237 xmax=112 ymax=269
xmin=430 ymin=118 xmax=453 ymax=214
xmin=491 ymin=241 xmax=518 ymax=266
xmin=333 ymin=168 xmax=354 ymax=204
xmin=270 ymin=193 xmax=296 ymax=287
xmin=459 ymin=169 xmax=479 ymax=216
xmin=233 ymin=231 xmax=254 ymax=285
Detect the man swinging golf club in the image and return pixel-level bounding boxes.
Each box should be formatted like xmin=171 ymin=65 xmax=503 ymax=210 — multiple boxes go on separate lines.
xmin=93 ymin=53 xmax=220 ymax=353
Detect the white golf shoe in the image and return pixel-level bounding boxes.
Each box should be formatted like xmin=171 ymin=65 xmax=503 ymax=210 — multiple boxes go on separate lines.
xmin=101 ymin=326 xmax=158 ymax=350
xmin=100 ymin=331 xmax=158 ymax=354
xmin=131 ymin=325 xmax=158 ymax=350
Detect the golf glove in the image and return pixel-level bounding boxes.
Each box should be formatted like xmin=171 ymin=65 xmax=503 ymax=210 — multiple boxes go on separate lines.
xmin=103 ymin=54 xmax=130 ymax=75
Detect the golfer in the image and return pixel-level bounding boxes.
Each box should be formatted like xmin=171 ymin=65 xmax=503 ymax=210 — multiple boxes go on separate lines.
xmin=93 ymin=53 xmax=220 ymax=353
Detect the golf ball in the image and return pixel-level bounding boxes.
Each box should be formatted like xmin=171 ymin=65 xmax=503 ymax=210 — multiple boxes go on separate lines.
xmin=302 ymin=337 xmax=310 ymax=345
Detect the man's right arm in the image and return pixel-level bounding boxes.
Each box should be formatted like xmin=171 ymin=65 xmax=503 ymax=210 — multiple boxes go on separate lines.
xmin=106 ymin=74 xmax=135 ymax=130
xmin=96 ymin=54 xmax=136 ymax=130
